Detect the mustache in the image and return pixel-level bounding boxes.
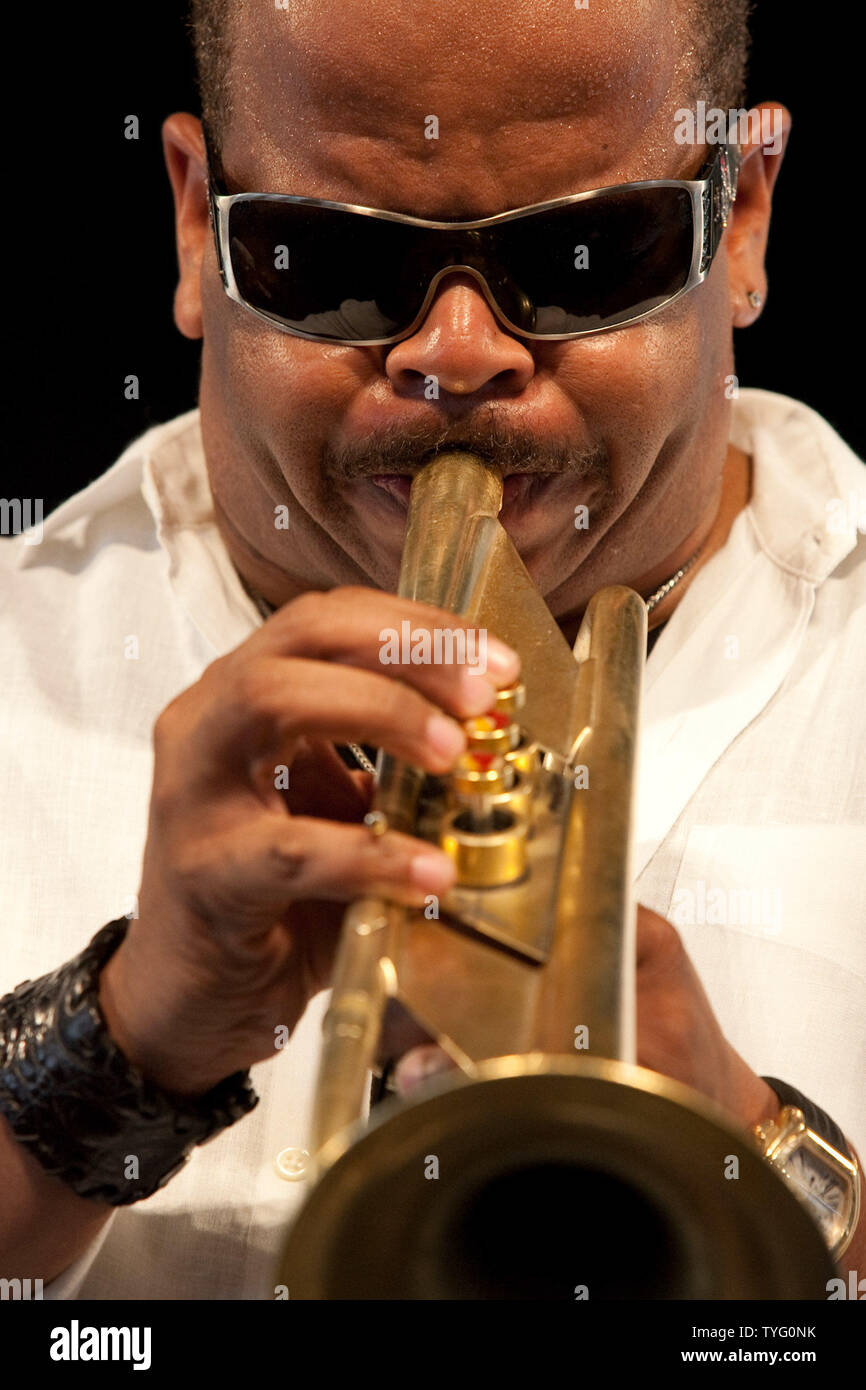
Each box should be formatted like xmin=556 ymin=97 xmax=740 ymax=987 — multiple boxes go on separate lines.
xmin=323 ymin=415 xmax=610 ymax=482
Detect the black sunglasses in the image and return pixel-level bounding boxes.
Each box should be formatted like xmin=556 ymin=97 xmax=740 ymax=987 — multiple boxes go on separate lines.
xmin=204 ymin=126 xmax=739 ymax=347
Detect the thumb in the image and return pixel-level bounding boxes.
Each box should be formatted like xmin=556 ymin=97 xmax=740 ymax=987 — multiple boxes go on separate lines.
xmin=392 ymin=1044 xmax=456 ymax=1097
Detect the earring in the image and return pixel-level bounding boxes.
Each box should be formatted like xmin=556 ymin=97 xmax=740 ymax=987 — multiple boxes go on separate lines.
xmin=747 ymin=291 xmax=764 ymax=309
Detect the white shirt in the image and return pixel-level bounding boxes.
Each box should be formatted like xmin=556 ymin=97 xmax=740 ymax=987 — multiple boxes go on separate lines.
xmin=1 ymin=388 xmax=864 ymax=1299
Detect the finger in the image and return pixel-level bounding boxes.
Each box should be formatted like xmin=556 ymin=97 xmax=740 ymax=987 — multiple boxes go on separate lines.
xmin=636 ymin=904 xmax=681 ymax=967
xmin=203 ymin=657 xmax=492 ymax=776
xmin=177 ymin=812 xmax=458 ymax=926
xmin=257 ymin=586 xmax=521 ymax=698
xmin=392 ymin=1045 xmax=456 ymax=1097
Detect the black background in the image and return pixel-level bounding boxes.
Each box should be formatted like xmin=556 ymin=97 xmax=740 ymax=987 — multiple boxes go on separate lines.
xmin=10 ymin=4 xmax=859 ymax=516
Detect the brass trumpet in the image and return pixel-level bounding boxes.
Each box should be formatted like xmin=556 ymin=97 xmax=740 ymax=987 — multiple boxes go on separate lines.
xmin=277 ymin=451 xmax=832 ymax=1299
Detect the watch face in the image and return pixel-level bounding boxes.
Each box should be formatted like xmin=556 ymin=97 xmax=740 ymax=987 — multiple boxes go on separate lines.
xmin=781 ymin=1145 xmax=847 ymax=1244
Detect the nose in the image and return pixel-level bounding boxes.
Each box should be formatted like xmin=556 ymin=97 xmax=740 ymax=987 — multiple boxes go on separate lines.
xmin=384 ymin=272 xmax=535 ymax=398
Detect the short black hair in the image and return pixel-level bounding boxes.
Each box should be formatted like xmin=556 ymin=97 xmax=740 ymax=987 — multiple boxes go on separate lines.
xmin=187 ymin=0 xmax=232 ymax=151
xmin=188 ymin=0 xmax=753 ymax=159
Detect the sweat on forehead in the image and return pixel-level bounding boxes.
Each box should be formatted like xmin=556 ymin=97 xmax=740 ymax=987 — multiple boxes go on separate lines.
xmin=219 ymin=0 xmax=692 ymax=201
xmin=236 ymin=0 xmax=669 ymax=104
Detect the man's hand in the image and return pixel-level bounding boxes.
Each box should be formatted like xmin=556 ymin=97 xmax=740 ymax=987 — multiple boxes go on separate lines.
xmin=395 ymin=905 xmax=778 ymax=1130
xmin=98 ymin=587 xmax=519 ymax=1097
xmin=631 ymin=907 xmax=777 ymax=1126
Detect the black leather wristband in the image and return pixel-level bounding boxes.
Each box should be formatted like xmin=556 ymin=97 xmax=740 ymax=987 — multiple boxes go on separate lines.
xmin=761 ymin=1076 xmax=851 ymax=1160
xmin=0 ymin=918 xmax=259 ymax=1204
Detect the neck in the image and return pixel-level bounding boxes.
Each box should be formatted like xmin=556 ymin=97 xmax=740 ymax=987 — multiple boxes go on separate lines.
xmin=556 ymin=443 xmax=752 ymax=648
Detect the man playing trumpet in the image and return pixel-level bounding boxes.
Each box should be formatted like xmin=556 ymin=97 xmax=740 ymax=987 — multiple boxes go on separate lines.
xmin=1 ymin=0 xmax=863 ymax=1298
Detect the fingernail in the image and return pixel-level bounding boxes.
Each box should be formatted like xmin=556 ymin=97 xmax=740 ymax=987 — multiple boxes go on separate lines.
xmin=459 ymin=671 xmax=498 ymax=714
xmin=394 ymin=1046 xmax=455 ymax=1096
xmin=418 ymin=1049 xmax=454 ymax=1079
xmin=409 ymin=852 xmax=456 ymax=894
xmin=426 ymin=712 xmax=466 ymax=764
xmin=484 ymin=638 xmax=520 ymax=680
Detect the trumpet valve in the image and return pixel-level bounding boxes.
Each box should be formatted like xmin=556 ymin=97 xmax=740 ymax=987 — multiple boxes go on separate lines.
xmin=439 ymin=692 xmax=530 ymax=886
xmin=439 ymin=804 xmax=528 ymax=887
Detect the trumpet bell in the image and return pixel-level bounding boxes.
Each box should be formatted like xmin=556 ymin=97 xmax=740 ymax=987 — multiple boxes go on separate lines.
xmin=278 ymin=1057 xmax=834 ymax=1300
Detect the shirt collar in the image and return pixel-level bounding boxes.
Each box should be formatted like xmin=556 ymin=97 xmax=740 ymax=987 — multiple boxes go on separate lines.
xmin=138 ymin=411 xmax=262 ymax=654
xmin=728 ymin=387 xmax=862 ymax=582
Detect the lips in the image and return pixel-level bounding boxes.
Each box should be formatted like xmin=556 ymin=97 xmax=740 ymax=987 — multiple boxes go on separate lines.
xmin=368 ymin=474 xmax=413 ymax=505
xmin=368 ymin=472 xmax=556 ymax=511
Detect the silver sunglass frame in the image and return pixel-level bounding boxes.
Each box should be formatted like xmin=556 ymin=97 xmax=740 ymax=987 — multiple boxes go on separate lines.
xmin=208 ymin=144 xmax=739 ymax=347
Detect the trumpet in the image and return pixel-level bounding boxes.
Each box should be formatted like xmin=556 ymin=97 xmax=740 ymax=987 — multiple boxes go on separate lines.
xmin=277 ymin=451 xmax=832 ymax=1299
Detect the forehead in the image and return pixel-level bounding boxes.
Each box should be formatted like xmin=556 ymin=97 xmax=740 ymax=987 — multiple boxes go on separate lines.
xmin=224 ymin=0 xmax=697 ymax=215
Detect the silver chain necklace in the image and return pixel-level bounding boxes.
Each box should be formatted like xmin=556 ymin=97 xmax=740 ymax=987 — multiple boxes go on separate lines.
xmin=246 ymin=543 xmax=704 ymax=773
xmin=644 ymin=539 xmax=706 ymax=614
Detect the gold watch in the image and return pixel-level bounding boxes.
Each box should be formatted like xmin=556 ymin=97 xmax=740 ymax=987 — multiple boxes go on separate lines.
xmin=752 ymin=1103 xmax=860 ymax=1261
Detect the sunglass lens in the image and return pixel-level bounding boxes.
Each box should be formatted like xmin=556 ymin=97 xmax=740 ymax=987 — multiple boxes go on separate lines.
xmin=227 ymin=200 xmax=431 ymax=341
xmin=491 ymin=185 xmax=695 ymax=333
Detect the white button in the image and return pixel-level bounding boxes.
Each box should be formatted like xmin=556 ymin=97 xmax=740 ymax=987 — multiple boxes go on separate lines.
xmin=275 ymin=1147 xmax=310 ymax=1181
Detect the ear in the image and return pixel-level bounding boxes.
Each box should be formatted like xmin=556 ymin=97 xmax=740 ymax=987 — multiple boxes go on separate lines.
xmin=162 ymin=113 xmax=209 ymax=341
xmin=725 ymin=102 xmax=792 ymax=328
